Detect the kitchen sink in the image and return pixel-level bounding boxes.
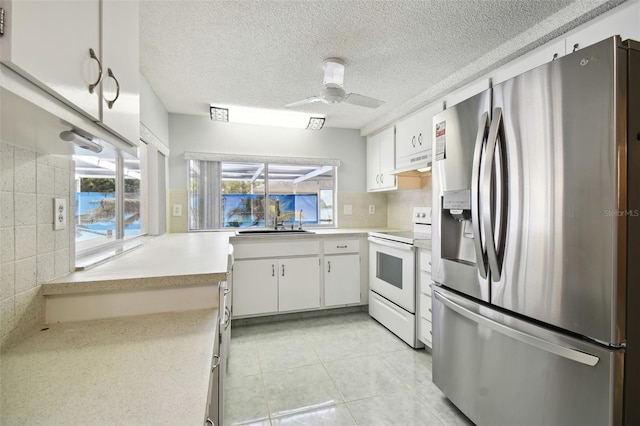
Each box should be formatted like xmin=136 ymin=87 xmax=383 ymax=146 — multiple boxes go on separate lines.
xmin=235 ymin=229 xmax=315 ymax=235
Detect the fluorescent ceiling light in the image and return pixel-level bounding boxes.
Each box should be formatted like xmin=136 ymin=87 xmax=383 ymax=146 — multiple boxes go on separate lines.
xmin=417 ymin=166 xmax=432 ymax=172
xmin=210 ymin=105 xmax=324 ymax=130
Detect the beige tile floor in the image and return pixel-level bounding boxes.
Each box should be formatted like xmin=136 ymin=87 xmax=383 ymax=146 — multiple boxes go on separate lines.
xmin=224 ymin=312 xmax=474 ymax=425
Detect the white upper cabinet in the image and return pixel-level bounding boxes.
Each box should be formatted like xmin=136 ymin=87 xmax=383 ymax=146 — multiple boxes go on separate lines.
xmin=564 ymin=0 xmax=640 ymax=53
xmin=0 ymin=0 xmax=101 ymax=120
xmin=101 ymin=0 xmax=140 ymax=145
xmin=367 ymin=126 xmax=397 ymax=191
xmin=0 ymin=0 xmax=140 ymax=146
xmin=395 ymin=102 xmax=442 ymax=172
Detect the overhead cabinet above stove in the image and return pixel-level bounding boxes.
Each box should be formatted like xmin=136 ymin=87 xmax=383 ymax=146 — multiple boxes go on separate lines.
xmin=394 ymin=102 xmax=442 ymax=173
xmin=0 ymin=0 xmax=140 ymax=146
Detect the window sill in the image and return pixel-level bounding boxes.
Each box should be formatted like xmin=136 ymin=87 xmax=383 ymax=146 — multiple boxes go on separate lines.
xmin=75 ymin=235 xmax=152 ymax=271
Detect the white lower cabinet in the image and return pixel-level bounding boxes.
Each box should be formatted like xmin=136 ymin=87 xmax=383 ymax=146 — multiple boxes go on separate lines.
xmin=324 ymin=254 xmax=360 ymax=306
xmin=232 ymin=256 xmax=320 ymax=316
xmin=232 ymin=259 xmax=278 ymax=316
xmin=279 ymin=257 xmax=320 ymax=312
xmin=418 ymin=248 xmax=433 ymax=348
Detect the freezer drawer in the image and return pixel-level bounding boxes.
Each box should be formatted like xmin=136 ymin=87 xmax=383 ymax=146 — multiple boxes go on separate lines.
xmin=432 ymin=286 xmax=624 ymax=426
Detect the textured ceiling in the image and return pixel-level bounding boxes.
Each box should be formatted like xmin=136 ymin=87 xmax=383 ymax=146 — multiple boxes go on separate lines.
xmin=140 ymin=0 xmax=624 ymax=133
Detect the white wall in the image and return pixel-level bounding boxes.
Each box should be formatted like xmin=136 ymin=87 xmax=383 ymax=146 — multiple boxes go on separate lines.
xmin=139 ymin=73 xmax=170 ymax=148
xmin=168 ymin=114 xmax=366 ymax=193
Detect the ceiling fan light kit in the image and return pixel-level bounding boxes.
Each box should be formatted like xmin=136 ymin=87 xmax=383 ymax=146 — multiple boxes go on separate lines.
xmin=285 ymin=57 xmax=385 ymax=109
xmin=209 ymin=105 xmax=324 ymax=130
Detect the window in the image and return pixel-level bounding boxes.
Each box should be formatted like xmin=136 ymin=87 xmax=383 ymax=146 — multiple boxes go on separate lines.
xmin=187 ymin=154 xmax=338 ymax=230
xmin=74 ymin=143 xmax=144 ymax=256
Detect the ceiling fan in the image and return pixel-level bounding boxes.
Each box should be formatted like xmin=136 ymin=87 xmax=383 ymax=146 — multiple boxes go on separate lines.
xmin=285 ymin=58 xmax=385 ymax=109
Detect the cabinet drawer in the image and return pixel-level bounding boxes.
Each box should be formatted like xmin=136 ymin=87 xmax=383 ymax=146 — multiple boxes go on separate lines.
xmin=419 ymin=317 xmax=432 ymax=347
xmin=234 ymin=240 xmax=320 ymax=259
xmin=419 ymin=250 xmax=432 ymax=272
xmin=420 ymin=292 xmax=432 ymax=321
xmin=420 ymin=271 xmax=432 ymax=295
xmin=323 ymin=239 xmax=359 ymax=254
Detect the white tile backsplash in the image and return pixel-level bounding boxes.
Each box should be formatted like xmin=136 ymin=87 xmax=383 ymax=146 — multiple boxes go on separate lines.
xmin=13 ymin=146 xmax=36 ymax=193
xmin=14 ymin=192 xmax=37 ymax=226
xmin=0 ymin=228 xmax=15 ymax=263
xmin=36 ymin=163 xmax=55 ymax=195
xmin=0 ymin=191 xmax=15 ymax=227
xmin=1 ymin=261 xmax=15 ymax=301
xmin=1 ymin=143 xmax=73 ymax=352
xmin=36 ymin=194 xmax=53 ymax=225
xmin=14 ymin=257 xmax=37 ymax=294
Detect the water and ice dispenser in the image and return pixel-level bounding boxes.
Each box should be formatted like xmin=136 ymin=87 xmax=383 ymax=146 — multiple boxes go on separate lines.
xmin=440 ymin=189 xmax=477 ymax=264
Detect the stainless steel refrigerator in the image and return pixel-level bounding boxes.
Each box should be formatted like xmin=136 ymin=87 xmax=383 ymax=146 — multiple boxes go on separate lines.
xmin=431 ymin=36 xmax=639 ymax=426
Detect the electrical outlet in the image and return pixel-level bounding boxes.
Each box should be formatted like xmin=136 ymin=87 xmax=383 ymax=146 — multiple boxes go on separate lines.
xmin=173 ymin=204 xmax=182 ymax=217
xmin=343 ymin=205 xmax=353 ymax=215
xmin=53 ymin=198 xmax=66 ymax=230
xmin=369 ymin=205 xmax=375 ymax=215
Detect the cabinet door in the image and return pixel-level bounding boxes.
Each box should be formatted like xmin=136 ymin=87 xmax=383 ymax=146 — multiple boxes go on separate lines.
xmin=100 ymin=0 xmax=140 ymax=145
xmin=232 ymin=259 xmax=278 ymax=316
xmin=278 ymin=257 xmax=320 ymax=312
xmin=378 ymin=126 xmax=397 ymax=190
xmin=324 ymin=254 xmax=361 ymax=306
xmin=395 ymin=114 xmax=415 ymax=160
xmin=366 ymin=133 xmax=381 ymax=191
xmin=0 ymin=0 xmax=101 ymax=120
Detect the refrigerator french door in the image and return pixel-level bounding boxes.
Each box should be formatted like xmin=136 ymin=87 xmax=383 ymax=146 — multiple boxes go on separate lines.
xmin=431 ymin=36 xmax=639 ymax=426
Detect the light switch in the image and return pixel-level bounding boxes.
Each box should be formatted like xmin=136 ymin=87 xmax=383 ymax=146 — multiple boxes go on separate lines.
xmin=343 ymin=205 xmax=352 ymax=215
xmin=53 ymin=198 xmax=66 ymax=230
xmin=173 ymin=204 xmax=182 ymax=217
xmin=369 ymin=205 xmax=375 ymax=214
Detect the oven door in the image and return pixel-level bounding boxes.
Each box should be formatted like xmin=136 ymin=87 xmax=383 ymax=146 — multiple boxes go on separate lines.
xmin=368 ymin=236 xmax=416 ymax=313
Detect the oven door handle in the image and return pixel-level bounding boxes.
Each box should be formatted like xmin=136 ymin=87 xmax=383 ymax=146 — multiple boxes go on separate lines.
xmin=367 ymin=236 xmax=415 ymax=252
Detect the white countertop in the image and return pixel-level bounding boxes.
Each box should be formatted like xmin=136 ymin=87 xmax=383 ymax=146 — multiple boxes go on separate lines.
xmin=0 ymin=309 xmax=218 ymax=425
xmin=44 ymin=232 xmax=234 ymax=295
xmin=43 ymin=229 xmax=380 ymax=296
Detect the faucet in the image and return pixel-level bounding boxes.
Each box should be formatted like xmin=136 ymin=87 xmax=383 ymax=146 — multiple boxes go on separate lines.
xmin=298 ymin=209 xmax=303 ymax=229
xmin=274 ymin=199 xmax=281 ymax=229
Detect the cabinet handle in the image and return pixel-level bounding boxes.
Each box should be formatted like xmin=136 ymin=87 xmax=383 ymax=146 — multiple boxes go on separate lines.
xmin=411 ymin=135 xmax=416 ymax=147
xmin=104 ymin=68 xmax=121 ymax=109
xmin=223 ymin=288 xmax=230 ymax=296
xmin=327 ymin=261 xmax=331 ymax=273
xmin=282 ymin=264 xmax=285 ymax=277
xmin=380 ymin=174 xmax=384 ymax=184
xmin=572 ymin=43 xmax=579 ymax=52
xmin=88 ymin=48 xmax=103 ymax=94
xmin=418 ymin=133 xmax=422 ymax=146
xmin=272 ymin=264 xmax=275 ymax=276
xmin=552 ymin=53 xmax=559 ymax=61
xmin=375 ymin=174 xmax=379 ymax=184
xmin=224 ymin=307 xmax=231 ymax=330
xmin=336 ymin=245 xmax=347 ymax=248
xmin=211 ymin=354 xmax=220 ymax=372
xmin=206 ymin=418 xmax=214 ymax=425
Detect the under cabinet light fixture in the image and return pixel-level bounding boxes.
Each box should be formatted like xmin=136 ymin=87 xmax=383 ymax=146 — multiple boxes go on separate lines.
xmin=59 ymin=130 xmax=103 ymax=153
xmin=209 ymin=105 xmax=325 ymax=130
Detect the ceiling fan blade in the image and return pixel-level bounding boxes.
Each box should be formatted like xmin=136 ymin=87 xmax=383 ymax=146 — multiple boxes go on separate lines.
xmin=285 ymin=96 xmax=321 ymax=108
xmin=344 ymin=93 xmax=385 ymax=109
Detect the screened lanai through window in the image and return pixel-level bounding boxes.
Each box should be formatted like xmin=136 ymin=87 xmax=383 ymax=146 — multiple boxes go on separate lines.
xmin=188 ymin=156 xmax=338 ymax=230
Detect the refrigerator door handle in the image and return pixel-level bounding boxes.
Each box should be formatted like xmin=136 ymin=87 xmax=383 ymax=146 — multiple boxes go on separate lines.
xmin=482 ymin=107 xmax=507 ymax=281
xmin=471 ymin=111 xmax=490 ymax=279
xmin=434 ymin=289 xmax=600 ymax=367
